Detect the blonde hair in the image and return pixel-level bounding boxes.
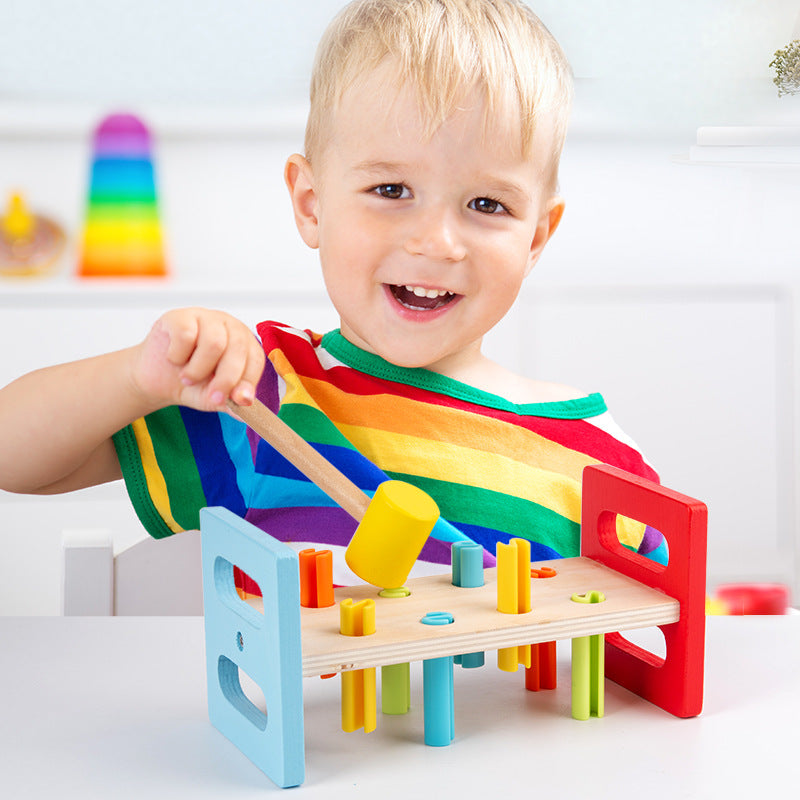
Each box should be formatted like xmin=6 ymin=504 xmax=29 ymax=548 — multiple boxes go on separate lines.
xmin=305 ymin=0 xmax=573 ymax=187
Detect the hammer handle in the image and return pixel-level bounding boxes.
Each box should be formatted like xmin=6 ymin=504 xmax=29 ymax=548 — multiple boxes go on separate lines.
xmin=228 ymin=398 xmax=371 ymax=523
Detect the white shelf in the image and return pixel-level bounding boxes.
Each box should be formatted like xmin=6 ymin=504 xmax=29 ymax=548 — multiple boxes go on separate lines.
xmin=0 ymin=102 xmax=308 ymax=140
xmin=686 ymin=126 xmax=800 ymax=165
xmin=0 ymin=279 xmax=329 ymax=307
xmin=697 ymin=127 xmax=800 ymax=146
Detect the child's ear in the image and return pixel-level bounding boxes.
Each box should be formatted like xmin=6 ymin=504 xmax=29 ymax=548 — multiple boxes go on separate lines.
xmin=285 ymin=154 xmax=320 ymax=249
xmin=525 ymin=196 xmax=565 ymax=277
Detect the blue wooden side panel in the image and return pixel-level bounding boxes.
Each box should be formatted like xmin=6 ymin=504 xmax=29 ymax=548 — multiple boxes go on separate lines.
xmin=200 ymin=506 xmax=304 ymax=788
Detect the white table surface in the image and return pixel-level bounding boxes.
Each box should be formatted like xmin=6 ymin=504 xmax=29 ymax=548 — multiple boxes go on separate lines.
xmin=1 ymin=615 xmax=797 ymax=798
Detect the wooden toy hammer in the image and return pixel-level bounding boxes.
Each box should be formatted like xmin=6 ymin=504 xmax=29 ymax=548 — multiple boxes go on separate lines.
xmin=228 ymin=398 xmax=439 ymax=590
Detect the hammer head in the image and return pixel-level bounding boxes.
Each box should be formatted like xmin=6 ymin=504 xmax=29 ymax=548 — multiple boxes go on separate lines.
xmin=345 ymin=480 xmax=439 ymax=589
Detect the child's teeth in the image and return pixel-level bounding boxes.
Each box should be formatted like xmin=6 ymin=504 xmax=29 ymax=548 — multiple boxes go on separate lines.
xmin=405 ymin=285 xmax=451 ymax=298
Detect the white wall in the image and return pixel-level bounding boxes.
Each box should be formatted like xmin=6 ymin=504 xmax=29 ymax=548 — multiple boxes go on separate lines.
xmin=1 ymin=1 xmax=799 ymax=612
xmin=2 ymin=1 xmax=799 ymax=133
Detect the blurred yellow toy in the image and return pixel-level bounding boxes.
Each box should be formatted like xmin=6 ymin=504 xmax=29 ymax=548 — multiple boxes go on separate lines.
xmin=0 ymin=191 xmax=66 ymax=277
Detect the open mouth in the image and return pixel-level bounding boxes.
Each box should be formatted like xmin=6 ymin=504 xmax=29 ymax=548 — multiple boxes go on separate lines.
xmin=389 ymin=284 xmax=457 ymax=311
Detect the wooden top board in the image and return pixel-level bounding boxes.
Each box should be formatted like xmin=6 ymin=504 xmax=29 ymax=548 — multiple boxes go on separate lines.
xmin=299 ymin=557 xmax=678 ymax=677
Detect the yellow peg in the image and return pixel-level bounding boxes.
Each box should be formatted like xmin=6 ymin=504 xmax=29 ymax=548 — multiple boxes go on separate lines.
xmin=339 ymin=598 xmax=376 ymax=637
xmin=339 ymin=598 xmax=377 ymax=733
xmin=496 ymin=538 xmax=531 ymax=614
xmin=496 ymin=538 xmax=533 ymax=673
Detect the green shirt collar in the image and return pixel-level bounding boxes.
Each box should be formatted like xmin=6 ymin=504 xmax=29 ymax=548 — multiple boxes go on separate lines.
xmin=321 ymin=329 xmax=607 ymax=420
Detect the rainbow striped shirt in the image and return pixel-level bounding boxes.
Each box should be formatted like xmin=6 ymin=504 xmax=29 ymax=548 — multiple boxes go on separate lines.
xmin=112 ymin=321 xmax=663 ymax=583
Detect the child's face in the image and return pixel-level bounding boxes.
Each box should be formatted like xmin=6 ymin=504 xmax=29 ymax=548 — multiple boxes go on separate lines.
xmin=286 ymin=66 xmax=564 ymax=373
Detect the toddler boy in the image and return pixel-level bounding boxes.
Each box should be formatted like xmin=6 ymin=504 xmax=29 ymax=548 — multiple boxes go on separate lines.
xmin=0 ymin=0 xmax=666 ymax=583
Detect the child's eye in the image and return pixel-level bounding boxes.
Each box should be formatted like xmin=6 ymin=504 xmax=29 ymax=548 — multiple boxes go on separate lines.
xmin=469 ymin=197 xmax=506 ymax=214
xmin=373 ymin=184 xmax=410 ymax=200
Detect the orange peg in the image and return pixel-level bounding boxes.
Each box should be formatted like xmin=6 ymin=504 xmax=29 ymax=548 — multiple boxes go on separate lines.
xmin=525 ymin=641 xmax=557 ymax=691
xmin=526 ymin=565 xmax=557 ymax=689
xmin=299 ymin=549 xmax=334 ymax=608
xmin=531 ymin=566 xmax=557 ymax=579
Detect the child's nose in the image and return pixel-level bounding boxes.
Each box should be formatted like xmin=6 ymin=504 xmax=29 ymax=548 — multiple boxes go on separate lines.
xmin=403 ymin=207 xmax=466 ymax=262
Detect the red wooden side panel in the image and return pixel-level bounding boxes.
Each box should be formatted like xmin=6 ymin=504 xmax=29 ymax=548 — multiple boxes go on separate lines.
xmin=581 ymin=464 xmax=708 ymax=717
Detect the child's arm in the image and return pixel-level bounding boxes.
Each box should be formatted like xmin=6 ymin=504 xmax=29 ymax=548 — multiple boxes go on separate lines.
xmin=0 ymin=308 xmax=265 ymax=495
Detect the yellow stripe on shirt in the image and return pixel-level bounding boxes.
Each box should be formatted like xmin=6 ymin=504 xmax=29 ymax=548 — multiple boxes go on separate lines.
xmin=131 ymin=417 xmax=183 ymax=534
xmin=338 ymin=422 xmax=585 ymax=524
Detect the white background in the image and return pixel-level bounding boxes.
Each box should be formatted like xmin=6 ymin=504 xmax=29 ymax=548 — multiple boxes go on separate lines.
xmin=1 ymin=1 xmax=799 ymax=612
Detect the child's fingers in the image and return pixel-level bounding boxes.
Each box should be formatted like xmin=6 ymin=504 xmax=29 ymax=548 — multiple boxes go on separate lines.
xmin=162 ymin=311 xmax=201 ymax=367
xmin=178 ymin=315 xmax=231 ymax=388
xmin=206 ymin=326 xmax=265 ymax=407
xmin=229 ymin=340 xmax=267 ymax=406
xmin=136 ymin=308 xmax=264 ymax=411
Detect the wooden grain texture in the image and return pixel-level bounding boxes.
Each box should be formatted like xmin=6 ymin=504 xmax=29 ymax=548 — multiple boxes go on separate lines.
xmin=298 ymin=557 xmax=679 ymax=677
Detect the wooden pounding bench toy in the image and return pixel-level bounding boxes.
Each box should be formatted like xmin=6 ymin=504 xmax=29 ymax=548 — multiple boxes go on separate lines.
xmin=201 ymin=400 xmax=708 ymax=788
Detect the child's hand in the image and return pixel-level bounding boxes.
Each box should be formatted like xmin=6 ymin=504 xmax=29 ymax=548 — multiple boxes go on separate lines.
xmin=132 ymin=308 xmax=266 ymax=412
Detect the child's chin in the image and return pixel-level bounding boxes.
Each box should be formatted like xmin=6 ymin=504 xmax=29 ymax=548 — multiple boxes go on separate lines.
xmin=381 ymin=344 xmax=449 ymax=370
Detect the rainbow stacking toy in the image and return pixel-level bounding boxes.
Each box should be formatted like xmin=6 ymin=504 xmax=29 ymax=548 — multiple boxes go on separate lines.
xmin=78 ymin=113 xmax=167 ymax=278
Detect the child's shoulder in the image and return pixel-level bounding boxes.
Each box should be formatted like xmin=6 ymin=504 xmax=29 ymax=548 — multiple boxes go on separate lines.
xmin=439 ymin=355 xmax=586 ymax=406
xmin=490 ymin=368 xmax=586 ymax=406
